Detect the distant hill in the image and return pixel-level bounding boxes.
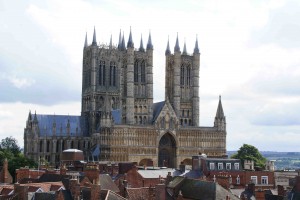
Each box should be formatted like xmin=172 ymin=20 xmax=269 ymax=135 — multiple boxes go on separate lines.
xmin=227 ymin=151 xmax=300 ymax=170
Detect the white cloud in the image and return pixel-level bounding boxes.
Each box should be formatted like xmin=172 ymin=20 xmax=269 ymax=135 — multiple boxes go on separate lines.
xmin=0 ymin=0 xmax=299 ymax=152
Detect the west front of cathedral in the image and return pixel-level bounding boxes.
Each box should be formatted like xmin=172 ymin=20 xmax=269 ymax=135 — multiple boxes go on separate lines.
xmin=24 ymin=28 xmax=227 ymax=168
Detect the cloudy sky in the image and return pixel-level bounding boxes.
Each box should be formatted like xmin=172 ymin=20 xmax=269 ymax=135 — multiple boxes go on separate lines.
xmin=0 ymin=0 xmax=300 ymax=152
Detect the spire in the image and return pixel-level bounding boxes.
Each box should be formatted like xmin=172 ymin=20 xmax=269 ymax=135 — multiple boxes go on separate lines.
xmin=146 ymin=31 xmax=153 ymax=50
xmin=84 ymin=32 xmax=88 ymax=48
xmin=118 ymin=29 xmax=122 ymax=49
xmin=109 ymin=34 xmax=112 ymax=49
xmin=33 ymin=111 xmax=38 ymax=122
xmin=139 ymin=34 xmax=145 ymax=52
xmin=174 ymin=33 xmax=180 ymax=52
xmin=215 ymin=95 xmax=225 ymax=119
xmin=183 ymin=39 xmax=187 ymax=55
xmin=194 ymin=35 xmax=200 ymax=54
xmin=127 ymin=27 xmax=134 ymax=48
xmin=121 ymin=32 xmax=126 ymax=50
xmin=92 ymin=26 xmax=97 ymax=46
xmin=165 ymin=36 xmax=171 ymax=55
xmin=28 ymin=110 xmax=32 ymax=121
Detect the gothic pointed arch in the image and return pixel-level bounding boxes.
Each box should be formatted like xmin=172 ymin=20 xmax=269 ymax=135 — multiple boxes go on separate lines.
xmin=158 ymin=132 xmax=176 ymax=168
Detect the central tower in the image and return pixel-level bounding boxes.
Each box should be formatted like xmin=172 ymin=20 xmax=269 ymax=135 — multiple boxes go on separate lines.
xmin=81 ymin=28 xmax=154 ymax=135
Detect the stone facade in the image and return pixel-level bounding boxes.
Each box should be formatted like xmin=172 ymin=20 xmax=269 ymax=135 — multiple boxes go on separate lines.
xmin=24 ymin=28 xmax=227 ymax=168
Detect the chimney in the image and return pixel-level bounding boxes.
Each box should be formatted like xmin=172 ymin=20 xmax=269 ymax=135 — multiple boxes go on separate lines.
xmin=155 ymin=183 xmax=166 ymax=200
xmin=91 ymin=183 xmax=101 ymax=200
xmin=278 ymin=185 xmax=285 ymax=197
xmin=179 ymin=162 xmax=185 ymax=173
xmin=166 ymin=172 xmax=172 ymax=185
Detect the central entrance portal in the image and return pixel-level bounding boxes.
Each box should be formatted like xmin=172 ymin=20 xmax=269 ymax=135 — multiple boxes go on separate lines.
xmin=158 ymin=133 xmax=176 ymax=168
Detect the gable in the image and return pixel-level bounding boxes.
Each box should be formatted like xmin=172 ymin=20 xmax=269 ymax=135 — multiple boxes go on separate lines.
xmin=153 ymin=100 xmax=179 ymax=129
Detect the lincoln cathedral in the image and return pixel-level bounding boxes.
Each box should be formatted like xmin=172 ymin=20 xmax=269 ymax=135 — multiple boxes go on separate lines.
xmin=24 ymin=27 xmax=227 ymax=168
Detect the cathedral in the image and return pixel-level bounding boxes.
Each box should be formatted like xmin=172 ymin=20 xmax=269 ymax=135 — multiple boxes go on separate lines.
xmin=24 ymin=28 xmax=227 ymax=168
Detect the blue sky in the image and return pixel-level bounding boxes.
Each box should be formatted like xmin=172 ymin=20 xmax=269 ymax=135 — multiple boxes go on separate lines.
xmin=0 ymin=0 xmax=300 ymax=151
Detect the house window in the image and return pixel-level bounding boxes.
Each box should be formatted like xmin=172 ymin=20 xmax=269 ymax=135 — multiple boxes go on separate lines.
xmin=261 ymin=176 xmax=268 ymax=185
xmin=234 ymin=163 xmax=239 ymax=170
xmin=236 ymin=175 xmax=240 ymax=184
xmin=218 ymin=163 xmax=223 ymax=170
xmin=226 ymin=163 xmax=231 ymax=170
xmin=210 ymin=163 xmax=215 ymax=170
xmin=251 ymin=176 xmax=257 ymax=184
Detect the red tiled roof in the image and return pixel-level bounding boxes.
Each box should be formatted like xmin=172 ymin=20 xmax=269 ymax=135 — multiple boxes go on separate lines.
xmin=127 ymin=187 xmax=153 ymax=200
xmin=0 ymin=188 xmax=13 ymax=195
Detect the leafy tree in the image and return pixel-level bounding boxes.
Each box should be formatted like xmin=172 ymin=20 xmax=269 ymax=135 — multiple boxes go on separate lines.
xmin=231 ymin=144 xmax=267 ymax=168
xmin=0 ymin=136 xmax=21 ymax=156
xmin=0 ymin=136 xmax=37 ymax=181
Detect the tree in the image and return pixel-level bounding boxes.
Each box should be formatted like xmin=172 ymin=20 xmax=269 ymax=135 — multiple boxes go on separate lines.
xmin=0 ymin=136 xmax=21 ymax=156
xmin=231 ymin=144 xmax=267 ymax=168
xmin=0 ymin=136 xmax=37 ymax=181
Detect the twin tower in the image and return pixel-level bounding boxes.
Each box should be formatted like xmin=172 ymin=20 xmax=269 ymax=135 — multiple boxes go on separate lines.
xmin=82 ymin=27 xmax=200 ymax=135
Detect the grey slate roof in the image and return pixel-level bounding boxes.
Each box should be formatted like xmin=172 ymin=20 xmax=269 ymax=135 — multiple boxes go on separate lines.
xmin=152 ymin=101 xmax=165 ymax=123
xmin=35 ymin=114 xmax=81 ymax=137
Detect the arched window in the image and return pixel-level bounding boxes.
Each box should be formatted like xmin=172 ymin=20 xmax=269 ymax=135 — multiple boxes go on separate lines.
xmin=161 ymin=117 xmax=165 ymax=129
xmin=187 ymin=66 xmax=191 ymax=86
xmin=40 ymin=141 xmax=43 ymax=152
xmin=56 ymin=141 xmax=59 ymax=152
xmin=71 ymin=141 xmax=74 ymax=148
xmin=143 ymin=116 xmax=147 ymax=124
xmin=134 ymin=60 xmax=138 ymax=82
xmin=180 ymin=65 xmax=184 ymax=85
xmin=110 ymin=61 xmax=116 ymax=86
xmin=141 ymin=61 xmax=146 ymax=83
xmin=99 ymin=61 xmax=106 ymax=85
xmin=47 ymin=141 xmax=50 ymax=152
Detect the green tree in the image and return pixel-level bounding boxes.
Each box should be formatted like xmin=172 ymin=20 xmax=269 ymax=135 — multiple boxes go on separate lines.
xmin=0 ymin=136 xmax=37 ymax=182
xmin=231 ymin=144 xmax=267 ymax=168
xmin=0 ymin=136 xmax=21 ymax=156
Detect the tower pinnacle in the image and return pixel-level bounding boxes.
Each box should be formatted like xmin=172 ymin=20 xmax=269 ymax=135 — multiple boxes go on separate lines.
xmin=127 ymin=27 xmax=134 ymax=48
xmin=183 ymin=39 xmax=187 ymax=55
xmin=92 ymin=26 xmax=97 ymax=46
xmin=84 ymin=32 xmax=88 ymax=48
xmin=109 ymin=34 xmax=112 ymax=49
xmin=146 ymin=31 xmax=153 ymax=50
xmin=139 ymin=34 xmax=145 ymax=52
xmin=165 ymin=36 xmax=171 ymax=55
xmin=215 ymin=95 xmax=225 ymax=119
xmin=194 ymin=35 xmax=200 ymax=54
xmin=118 ymin=29 xmax=122 ymax=50
xmin=174 ymin=33 xmax=180 ymax=52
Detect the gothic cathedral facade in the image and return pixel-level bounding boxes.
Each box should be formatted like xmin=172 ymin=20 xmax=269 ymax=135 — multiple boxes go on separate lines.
xmin=24 ymin=28 xmax=227 ymax=168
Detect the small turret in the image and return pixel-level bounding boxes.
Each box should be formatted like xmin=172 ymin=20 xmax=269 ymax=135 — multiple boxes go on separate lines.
xmin=26 ymin=110 xmax=33 ymax=129
xmin=109 ymin=34 xmax=112 ymax=49
xmin=33 ymin=111 xmax=38 ymax=123
xmin=121 ymin=32 xmax=126 ymax=51
xmin=127 ymin=27 xmax=134 ymax=48
xmin=214 ymin=96 xmax=226 ymax=131
xmin=194 ymin=36 xmax=200 ymax=54
xmin=139 ymin=34 xmax=145 ymax=52
xmin=118 ymin=29 xmax=122 ymax=50
xmin=92 ymin=26 xmax=97 ymax=46
xmin=165 ymin=37 xmax=171 ymax=55
xmin=84 ymin=32 xmax=88 ymax=49
xmin=146 ymin=31 xmax=153 ymax=50
xmin=174 ymin=33 xmax=180 ymax=52
xmin=182 ymin=39 xmax=187 ymax=55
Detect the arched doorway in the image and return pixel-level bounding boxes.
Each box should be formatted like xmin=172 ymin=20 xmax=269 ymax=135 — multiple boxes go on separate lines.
xmin=158 ymin=133 xmax=176 ymax=168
